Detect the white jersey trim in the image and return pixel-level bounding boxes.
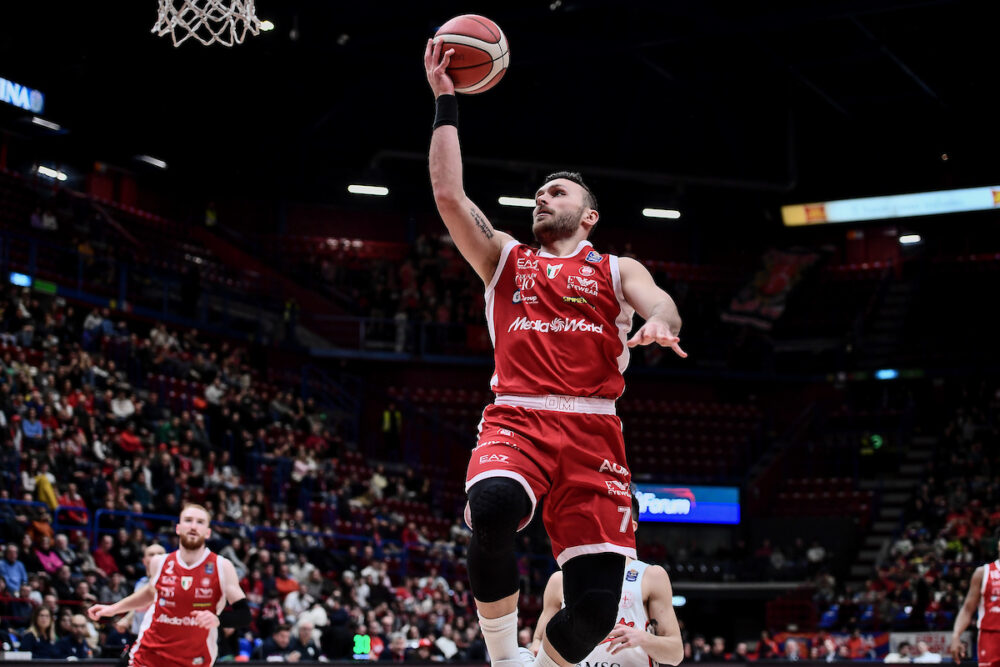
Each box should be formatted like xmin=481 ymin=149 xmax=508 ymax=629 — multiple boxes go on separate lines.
xmin=537 ymin=240 xmax=592 ymax=259
xmin=608 ymin=255 xmax=635 ymax=375
xmin=465 ymin=469 xmax=537 ymax=531
xmin=485 ymin=239 xmax=520 ymax=348
xmin=557 ymin=542 xmax=637 ymax=567
xmin=495 ymin=393 xmax=616 ymax=415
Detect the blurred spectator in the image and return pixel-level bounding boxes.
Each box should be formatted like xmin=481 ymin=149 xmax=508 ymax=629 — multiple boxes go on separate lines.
xmin=290 ymin=621 xmax=322 ymax=660
xmin=254 ymin=623 xmax=301 ymax=661
xmin=1 ymin=544 xmax=28 ymax=592
xmin=784 ymin=638 xmax=802 ymax=661
xmin=17 ymin=605 xmax=61 ymax=658
xmin=885 ymin=641 xmax=913 ymax=663
xmin=912 ymin=640 xmax=942 ymax=663
xmin=380 ymin=631 xmax=408 ymax=662
xmin=56 ymin=613 xmax=95 ymax=659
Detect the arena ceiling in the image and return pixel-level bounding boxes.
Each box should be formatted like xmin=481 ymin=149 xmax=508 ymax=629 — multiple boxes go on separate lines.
xmin=2 ymin=0 xmax=998 ymax=226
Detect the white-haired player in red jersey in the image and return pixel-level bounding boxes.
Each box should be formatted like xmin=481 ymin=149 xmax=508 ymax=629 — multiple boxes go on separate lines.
xmin=425 ymin=38 xmax=687 ymax=667
xmin=88 ymin=504 xmax=250 ymax=667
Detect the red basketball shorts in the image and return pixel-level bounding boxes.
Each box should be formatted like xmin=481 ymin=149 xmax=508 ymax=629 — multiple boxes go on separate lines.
xmin=464 ymin=395 xmax=637 ymax=566
xmin=980 ymin=631 xmax=1000 ymax=667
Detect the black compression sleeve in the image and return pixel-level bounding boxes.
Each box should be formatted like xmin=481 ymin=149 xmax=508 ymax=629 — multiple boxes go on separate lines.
xmin=218 ymin=598 xmax=251 ymax=628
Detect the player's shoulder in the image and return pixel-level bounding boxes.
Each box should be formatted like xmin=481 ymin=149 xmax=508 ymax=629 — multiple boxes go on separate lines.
xmin=640 ymin=563 xmax=671 ymax=591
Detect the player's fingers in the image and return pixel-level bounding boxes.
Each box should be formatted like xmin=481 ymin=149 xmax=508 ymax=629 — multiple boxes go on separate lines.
xmin=672 ymin=340 xmax=688 ymax=358
xmin=442 ymin=48 xmax=454 ymax=68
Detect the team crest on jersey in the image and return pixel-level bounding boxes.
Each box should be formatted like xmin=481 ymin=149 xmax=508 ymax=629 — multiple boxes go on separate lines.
xmin=578 ymin=265 xmax=596 ymax=276
xmin=181 ymin=576 xmax=193 ymax=590
xmin=585 ymin=250 xmax=604 ymax=263
xmin=621 ymin=591 xmax=635 ymax=608
xmin=205 ymin=563 xmax=214 ymax=575
xmin=546 ymin=263 xmax=563 ymax=279
xmin=625 ymin=569 xmax=639 ymax=582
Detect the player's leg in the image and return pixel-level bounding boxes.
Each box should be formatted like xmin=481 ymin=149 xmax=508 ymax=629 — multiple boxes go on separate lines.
xmin=467 ymin=476 xmax=532 ymax=666
xmin=465 ymin=407 xmax=551 ymax=667
xmin=536 ymin=552 xmax=626 ymax=667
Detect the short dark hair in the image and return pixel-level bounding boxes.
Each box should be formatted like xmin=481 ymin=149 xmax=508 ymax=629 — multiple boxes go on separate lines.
xmin=543 ymin=171 xmax=598 ymax=212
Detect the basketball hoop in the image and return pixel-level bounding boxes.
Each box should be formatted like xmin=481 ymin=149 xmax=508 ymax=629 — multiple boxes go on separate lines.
xmin=152 ymin=0 xmax=261 ymax=47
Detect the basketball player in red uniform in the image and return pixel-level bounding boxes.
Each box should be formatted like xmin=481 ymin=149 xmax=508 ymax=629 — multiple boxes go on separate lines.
xmin=952 ymin=535 xmax=1000 ymax=667
xmin=87 ymin=504 xmax=251 ymax=667
xmin=425 ymin=38 xmax=686 ymax=667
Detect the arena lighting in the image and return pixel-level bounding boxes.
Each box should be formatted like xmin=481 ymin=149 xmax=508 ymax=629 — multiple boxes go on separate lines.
xmin=642 ymin=208 xmax=682 ymax=219
xmin=36 ymin=165 xmax=67 ymax=181
xmin=783 ymin=184 xmax=1000 ymax=226
xmin=899 ymin=234 xmax=922 ymax=245
xmin=875 ymin=369 xmax=899 ymax=380
xmin=259 ymin=19 xmax=275 ymax=31
xmin=9 ymin=272 xmax=32 ymax=287
xmin=136 ymin=154 xmax=168 ymax=169
xmin=347 ymin=184 xmax=389 ymax=196
xmin=672 ymin=595 xmax=687 ymax=607
xmin=31 ymin=116 xmax=61 ymax=131
xmin=498 ymin=196 xmax=535 ymax=207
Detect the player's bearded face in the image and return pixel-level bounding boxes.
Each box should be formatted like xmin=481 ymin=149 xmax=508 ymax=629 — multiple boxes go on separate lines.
xmin=180 ymin=532 xmax=207 ymax=550
xmin=533 ymin=204 xmax=585 ymax=245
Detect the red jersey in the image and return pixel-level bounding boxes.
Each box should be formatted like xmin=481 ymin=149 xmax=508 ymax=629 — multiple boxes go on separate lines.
xmin=980 ymin=561 xmax=1000 ymax=632
xmin=486 ymin=240 xmax=635 ymax=398
xmin=131 ymin=550 xmax=228 ymax=667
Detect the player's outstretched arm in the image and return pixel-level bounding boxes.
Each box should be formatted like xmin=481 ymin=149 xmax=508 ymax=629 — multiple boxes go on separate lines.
xmin=619 ymin=257 xmax=686 ymax=358
xmin=425 ymin=38 xmax=513 ymax=284
xmin=951 ymin=566 xmax=983 ymax=663
xmin=530 ymin=570 xmax=564 ymax=655
xmin=87 ymin=554 xmax=163 ymax=621
xmin=606 ymin=566 xmax=683 ymax=665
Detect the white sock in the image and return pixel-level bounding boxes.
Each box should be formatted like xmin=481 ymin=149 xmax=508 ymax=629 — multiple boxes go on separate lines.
xmin=478 ymin=609 xmax=520 ymax=664
xmin=534 ymin=645 xmax=564 ymax=667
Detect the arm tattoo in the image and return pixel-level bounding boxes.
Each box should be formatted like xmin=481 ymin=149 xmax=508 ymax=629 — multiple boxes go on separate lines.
xmin=648 ymin=618 xmax=660 ymax=635
xmin=470 ymin=208 xmax=494 ymax=240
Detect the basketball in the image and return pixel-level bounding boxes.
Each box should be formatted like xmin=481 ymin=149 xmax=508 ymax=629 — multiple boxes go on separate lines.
xmin=434 ymin=14 xmax=509 ymax=94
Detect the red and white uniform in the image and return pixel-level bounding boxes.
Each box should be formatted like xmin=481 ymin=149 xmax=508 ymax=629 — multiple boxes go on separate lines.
xmin=466 ymin=240 xmax=637 ymax=565
xmin=979 ymin=561 xmax=1000 ymax=667
xmin=131 ymin=550 xmax=229 ymax=667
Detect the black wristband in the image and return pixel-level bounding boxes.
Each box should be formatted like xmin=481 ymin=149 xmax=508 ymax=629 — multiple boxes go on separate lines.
xmin=433 ymin=94 xmax=458 ymax=130
xmin=218 ymin=598 xmax=251 ymax=628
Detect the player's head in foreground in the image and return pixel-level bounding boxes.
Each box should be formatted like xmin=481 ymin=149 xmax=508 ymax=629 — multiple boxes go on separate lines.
xmin=176 ymin=503 xmax=212 ymax=551
xmin=532 ymin=171 xmax=599 ymax=246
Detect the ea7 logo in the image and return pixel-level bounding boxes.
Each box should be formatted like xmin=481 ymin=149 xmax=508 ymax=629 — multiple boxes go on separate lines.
xmin=480 ymin=453 xmax=510 ymax=464
xmin=599 ymin=459 xmax=630 ymax=477
xmin=517 ymin=258 xmax=539 ymax=270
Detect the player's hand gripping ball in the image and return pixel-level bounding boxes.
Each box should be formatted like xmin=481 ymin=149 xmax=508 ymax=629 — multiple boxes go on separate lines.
xmin=434 ymin=15 xmax=509 ymax=94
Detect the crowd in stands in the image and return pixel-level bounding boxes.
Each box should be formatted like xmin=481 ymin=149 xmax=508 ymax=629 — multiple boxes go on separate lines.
xmin=0 ymin=285 xmax=505 ymax=660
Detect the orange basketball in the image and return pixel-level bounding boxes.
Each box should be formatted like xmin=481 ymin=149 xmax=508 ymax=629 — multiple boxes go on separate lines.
xmin=434 ymin=15 xmax=509 ymax=94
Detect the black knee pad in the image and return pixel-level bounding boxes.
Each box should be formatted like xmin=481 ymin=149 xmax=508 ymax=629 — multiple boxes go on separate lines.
xmin=545 ymin=553 xmax=625 ymax=663
xmin=466 ymin=477 xmax=531 ymax=602
xmin=467 ymin=477 xmax=530 ymax=552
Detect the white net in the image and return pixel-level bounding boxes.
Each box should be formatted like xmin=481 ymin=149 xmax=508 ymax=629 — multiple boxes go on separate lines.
xmin=152 ymin=0 xmax=261 ymax=47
